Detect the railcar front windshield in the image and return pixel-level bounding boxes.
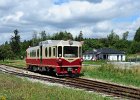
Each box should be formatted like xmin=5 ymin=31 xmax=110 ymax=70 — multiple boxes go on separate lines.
xmin=63 ymin=46 xmax=78 ymax=58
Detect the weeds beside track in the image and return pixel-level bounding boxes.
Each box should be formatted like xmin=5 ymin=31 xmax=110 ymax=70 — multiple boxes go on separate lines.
xmin=0 ymin=65 xmax=140 ymax=100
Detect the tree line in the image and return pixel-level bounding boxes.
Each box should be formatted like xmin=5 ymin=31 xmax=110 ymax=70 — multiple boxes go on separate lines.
xmin=0 ymin=27 xmax=140 ymax=61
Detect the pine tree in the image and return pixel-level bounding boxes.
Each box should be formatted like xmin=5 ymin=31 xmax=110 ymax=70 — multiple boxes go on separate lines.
xmin=75 ymin=36 xmax=78 ymax=41
xmin=40 ymin=31 xmax=46 ymax=41
xmin=32 ymin=31 xmax=38 ymax=46
xmin=134 ymin=27 xmax=140 ymax=42
xmin=122 ymin=31 xmax=129 ymax=40
xmin=107 ymin=30 xmax=119 ymax=47
xmin=10 ymin=29 xmax=21 ymax=57
xmin=77 ymin=31 xmax=83 ymax=41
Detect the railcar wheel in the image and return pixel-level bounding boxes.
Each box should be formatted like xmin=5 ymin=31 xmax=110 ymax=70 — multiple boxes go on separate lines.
xmin=28 ymin=65 xmax=33 ymax=71
xmin=32 ymin=66 xmax=38 ymax=72
xmin=56 ymin=73 xmax=59 ymax=77
xmin=69 ymin=74 xmax=75 ymax=78
xmin=27 ymin=65 xmax=31 ymax=70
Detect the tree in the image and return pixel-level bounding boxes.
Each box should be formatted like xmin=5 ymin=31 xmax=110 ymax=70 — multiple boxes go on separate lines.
xmin=67 ymin=32 xmax=73 ymax=40
xmin=134 ymin=27 xmax=140 ymax=42
xmin=10 ymin=29 xmax=21 ymax=57
xmin=114 ymin=40 xmax=129 ymax=51
xmin=100 ymin=38 xmax=109 ymax=47
xmin=52 ymin=31 xmax=73 ymax=40
xmin=77 ymin=31 xmax=83 ymax=41
xmin=107 ymin=30 xmax=119 ymax=47
xmin=20 ymin=40 xmax=32 ymax=58
xmin=129 ymin=41 xmax=140 ymax=54
xmin=5 ymin=41 xmax=8 ymax=45
xmin=40 ymin=31 xmax=46 ymax=41
xmin=75 ymin=36 xmax=78 ymax=41
xmin=46 ymin=33 xmax=51 ymax=40
xmin=0 ymin=45 xmax=6 ymax=61
xmin=0 ymin=43 xmax=15 ymax=61
xmin=32 ymin=31 xmax=38 ymax=46
xmin=82 ymin=38 xmax=103 ymax=53
xmin=122 ymin=31 xmax=129 ymax=40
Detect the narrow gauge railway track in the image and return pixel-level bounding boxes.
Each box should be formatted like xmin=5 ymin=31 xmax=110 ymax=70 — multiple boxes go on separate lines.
xmin=0 ymin=65 xmax=140 ymax=100
xmin=66 ymin=77 xmax=140 ymax=100
xmin=0 ymin=64 xmax=26 ymax=70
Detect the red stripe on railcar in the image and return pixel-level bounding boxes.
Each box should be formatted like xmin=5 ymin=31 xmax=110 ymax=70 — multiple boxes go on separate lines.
xmin=26 ymin=58 xmax=82 ymax=75
xmin=26 ymin=58 xmax=81 ymax=67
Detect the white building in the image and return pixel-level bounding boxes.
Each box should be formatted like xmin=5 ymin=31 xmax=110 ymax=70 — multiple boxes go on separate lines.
xmin=83 ymin=48 xmax=125 ymax=61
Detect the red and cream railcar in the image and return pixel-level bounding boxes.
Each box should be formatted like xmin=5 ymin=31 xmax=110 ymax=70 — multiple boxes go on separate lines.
xmin=26 ymin=40 xmax=83 ymax=76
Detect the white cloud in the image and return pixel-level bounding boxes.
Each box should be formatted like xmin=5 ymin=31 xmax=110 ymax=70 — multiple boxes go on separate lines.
xmin=1 ymin=11 xmax=24 ymax=23
xmin=0 ymin=0 xmax=140 ymax=44
xmin=95 ymin=21 xmax=112 ymax=32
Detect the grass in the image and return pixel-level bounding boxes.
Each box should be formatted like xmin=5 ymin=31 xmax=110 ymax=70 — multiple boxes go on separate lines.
xmin=83 ymin=60 xmax=106 ymax=65
xmin=0 ymin=72 xmax=111 ymax=100
xmin=82 ymin=64 xmax=140 ymax=87
xmin=0 ymin=60 xmax=26 ymax=68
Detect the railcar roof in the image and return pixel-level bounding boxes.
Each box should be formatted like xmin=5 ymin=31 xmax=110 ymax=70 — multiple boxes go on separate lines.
xmin=40 ymin=40 xmax=82 ymax=46
xmin=27 ymin=46 xmax=40 ymax=51
xmin=27 ymin=40 xmax=82 ymax=51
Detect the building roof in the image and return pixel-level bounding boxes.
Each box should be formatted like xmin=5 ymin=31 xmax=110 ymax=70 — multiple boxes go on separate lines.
xmin=84 ymin=48 xmax=125 ymax=55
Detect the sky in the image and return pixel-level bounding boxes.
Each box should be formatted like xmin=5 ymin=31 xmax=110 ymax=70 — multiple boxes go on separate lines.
xmin=0 ymin=0 xmax=140 ymax=44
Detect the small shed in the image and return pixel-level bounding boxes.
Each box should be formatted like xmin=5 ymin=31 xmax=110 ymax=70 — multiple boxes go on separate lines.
xmin=83 ymin=48 xmax=125 ymax=61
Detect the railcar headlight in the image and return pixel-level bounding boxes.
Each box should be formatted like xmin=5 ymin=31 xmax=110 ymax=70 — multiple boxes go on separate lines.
xmin=57 ymin=58 xmax=62 ymax=63
xmin=80 ymin=58 xmax=84 ymax=62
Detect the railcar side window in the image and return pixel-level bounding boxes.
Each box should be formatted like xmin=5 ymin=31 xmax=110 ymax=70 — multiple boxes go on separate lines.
xmin=58 ymin=46 xmax=62 ymax=57
xmin=30 ymin=50 xmax=36 ymax=57
xmin=30 ymin=52 xmax=31 ymax=57
xmin=49 ymin=47 xmax=51 ymax=57
xmin=63 ymin=46 xmax=78 ymax=58
xmin=45 ymin=47 xmax=48 ymax=57
xmin=40 ymin=46 xmax=42 ymax=58
xmin=53 ymin=47 xmax=56 ymax=57
xmin=55 ymin=47 xmax=57 ymax=57
xmin=37 ymin=49 xmax=39 ymax=57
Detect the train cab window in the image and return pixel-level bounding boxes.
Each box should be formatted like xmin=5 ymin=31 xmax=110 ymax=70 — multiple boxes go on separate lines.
xmin=58 ymin=46 xmax=62 ymax=57
xmin=37 ymin=49 xmax=39 ymax=57
xmin=53 ymin=47 xmax=56 ymax=57
xmin=63 ymin=46 xmax=78 ymax=58
xmin=79 ymin=47 xmax=82 ymax=57
xmin=45 ymin=47 xmax=48 ymax=57
xmin=49 ymin=47 xmax=51 ymax=57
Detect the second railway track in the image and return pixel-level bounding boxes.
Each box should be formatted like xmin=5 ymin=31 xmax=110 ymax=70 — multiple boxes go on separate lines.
xmin=0 ymin=65 xmax=140 ymax=100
